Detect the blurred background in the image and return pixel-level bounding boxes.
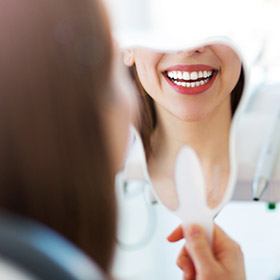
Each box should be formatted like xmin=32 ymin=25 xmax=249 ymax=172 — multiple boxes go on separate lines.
xmin=105 ymin=0 xmax=280 ymax=279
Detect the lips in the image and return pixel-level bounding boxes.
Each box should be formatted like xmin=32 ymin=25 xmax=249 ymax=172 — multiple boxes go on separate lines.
xmin=163 ymin=64 xmax=218 ymax=95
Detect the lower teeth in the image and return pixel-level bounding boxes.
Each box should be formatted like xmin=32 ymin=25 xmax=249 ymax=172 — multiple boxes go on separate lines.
xmin=173 ymin=78 xmax=210 ymax=88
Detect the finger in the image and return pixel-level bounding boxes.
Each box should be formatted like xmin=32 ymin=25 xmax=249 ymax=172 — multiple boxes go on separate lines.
xmin=184 ymin=224 xmax=217 ymax=272
xmin=183 ymin=272 xmax=196 ymax=280
xmin=213 ymin=225 xmax=239 ymax=253
xmin=213 ymin=225 xmax=243 ymax=261
xmin=176 ymin=246 xmax=195 ymax=279
xmin=167 ymin=225 xmax=184 ymax=242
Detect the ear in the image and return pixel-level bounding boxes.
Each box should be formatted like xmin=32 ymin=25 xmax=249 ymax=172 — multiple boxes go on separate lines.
xmin=123 ymin=49 xmax=135 ymax=66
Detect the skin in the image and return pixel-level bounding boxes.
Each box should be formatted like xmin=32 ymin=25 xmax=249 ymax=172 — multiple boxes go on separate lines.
xmin=167 ymin=224 xmax=246 ymax=280
xmin=124 ymin=45 xmax=242 ymax=209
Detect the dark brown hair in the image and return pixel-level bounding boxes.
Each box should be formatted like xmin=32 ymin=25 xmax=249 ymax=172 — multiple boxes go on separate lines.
xmin=130 ymin=65 xmax=245 ymax=157
xmin=0 ymin=0 xmax=115 ymax=274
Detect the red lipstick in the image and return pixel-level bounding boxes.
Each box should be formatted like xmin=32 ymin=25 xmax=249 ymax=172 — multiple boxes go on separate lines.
xmin=163 ymin=64 xmax=218 ymax=95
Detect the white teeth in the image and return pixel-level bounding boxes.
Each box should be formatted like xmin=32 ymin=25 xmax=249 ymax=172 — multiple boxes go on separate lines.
xmin=183 ymin=72 xmax=190 ymax=80
xmin=202 ymin=71 xmax=213 ymax=78
xmin=167 ymin=72 xmax=174 ymax=79
xmin=177 ymin=72 xmax=183 ymax=79
xmin=190 ymin=72 xmax=198 ymax=80
xmin=171 ymin=77 xmax=211 ymax=88
xmin=167 ymin=70 xmax=213 ymax=82
xmin=166 ymin=69 xmax=215 ymax=88
xmin=174 ymin=80 xmax=182 ymax=86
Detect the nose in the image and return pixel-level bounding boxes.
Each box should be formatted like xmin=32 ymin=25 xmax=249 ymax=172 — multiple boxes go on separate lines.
xmin=176 ymin=46 xmax=206 ymax=56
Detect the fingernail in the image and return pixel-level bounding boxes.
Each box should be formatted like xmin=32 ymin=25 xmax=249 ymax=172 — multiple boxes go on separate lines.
xmin=167 ymin=235 xmax=173 ymax=242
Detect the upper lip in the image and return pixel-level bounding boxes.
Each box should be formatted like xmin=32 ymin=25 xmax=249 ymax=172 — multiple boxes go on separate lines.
xmin=164 ymin=64 xmax=217 ymax=72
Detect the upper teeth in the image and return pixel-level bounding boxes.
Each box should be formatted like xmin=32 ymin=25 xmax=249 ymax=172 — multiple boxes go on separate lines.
xmin=167 ymin=70 xmax=213 ymax=81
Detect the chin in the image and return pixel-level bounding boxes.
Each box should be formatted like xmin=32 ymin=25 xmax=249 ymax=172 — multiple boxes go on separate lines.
xmin=170 ymin=107 xmax=212 ymax=122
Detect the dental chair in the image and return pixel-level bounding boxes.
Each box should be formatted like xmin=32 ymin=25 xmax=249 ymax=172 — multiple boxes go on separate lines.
xmin=0 ymin=212 xmax=105 ymax=280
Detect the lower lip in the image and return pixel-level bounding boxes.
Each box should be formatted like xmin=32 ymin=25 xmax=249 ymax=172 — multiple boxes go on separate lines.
xmin=164 ymin=72 xmax=217 ymax=95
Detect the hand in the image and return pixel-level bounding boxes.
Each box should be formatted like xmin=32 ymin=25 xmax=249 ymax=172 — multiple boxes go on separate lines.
xmin=167 ymin=224 xmax=246 ymax=280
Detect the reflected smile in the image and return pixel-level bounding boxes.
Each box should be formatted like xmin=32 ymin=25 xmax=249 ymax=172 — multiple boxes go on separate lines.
xmin=163 ymin=64 xmax=218 ymax=95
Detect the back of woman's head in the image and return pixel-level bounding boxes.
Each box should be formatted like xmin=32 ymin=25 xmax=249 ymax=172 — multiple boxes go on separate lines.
xmin=0 ymin=0 xmax=115 ymax=273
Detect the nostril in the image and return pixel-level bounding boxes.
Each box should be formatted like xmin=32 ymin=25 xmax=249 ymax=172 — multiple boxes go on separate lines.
xmin=195 ymin=46 xmax=206 ymax=53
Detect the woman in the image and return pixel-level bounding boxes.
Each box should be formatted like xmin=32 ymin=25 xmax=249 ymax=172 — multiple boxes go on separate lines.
xmin=0 ymin=1 xmax=247 ymax=279
xmin=124 ymin=45 xmax=244 ymax=209
xmin=0 ymin=0 xmax=131 ymax=276
xmin=115 ymin=43 xmax=246 ymax=279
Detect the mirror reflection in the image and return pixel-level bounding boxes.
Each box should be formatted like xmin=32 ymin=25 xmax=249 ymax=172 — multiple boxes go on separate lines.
xmin=123 ymin=44 xmax=244 ymax=210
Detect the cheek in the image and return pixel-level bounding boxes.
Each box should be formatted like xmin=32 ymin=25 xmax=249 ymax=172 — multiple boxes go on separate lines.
xmin=134 ymin=52 xmax=162 ymax=99
xmin=135 ymin=61 xmax=155 ymax=92
xmin=219 ymin=54 xmax=242 ymax=94
xmin=223 ymin=61 xmax=242 ymax=95
xmin=211 ymin=45 xmax=242 ymax=92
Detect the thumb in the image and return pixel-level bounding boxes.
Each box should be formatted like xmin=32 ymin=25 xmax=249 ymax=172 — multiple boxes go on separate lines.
xmin=184 ymin=224 xmax=217 ymax=272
